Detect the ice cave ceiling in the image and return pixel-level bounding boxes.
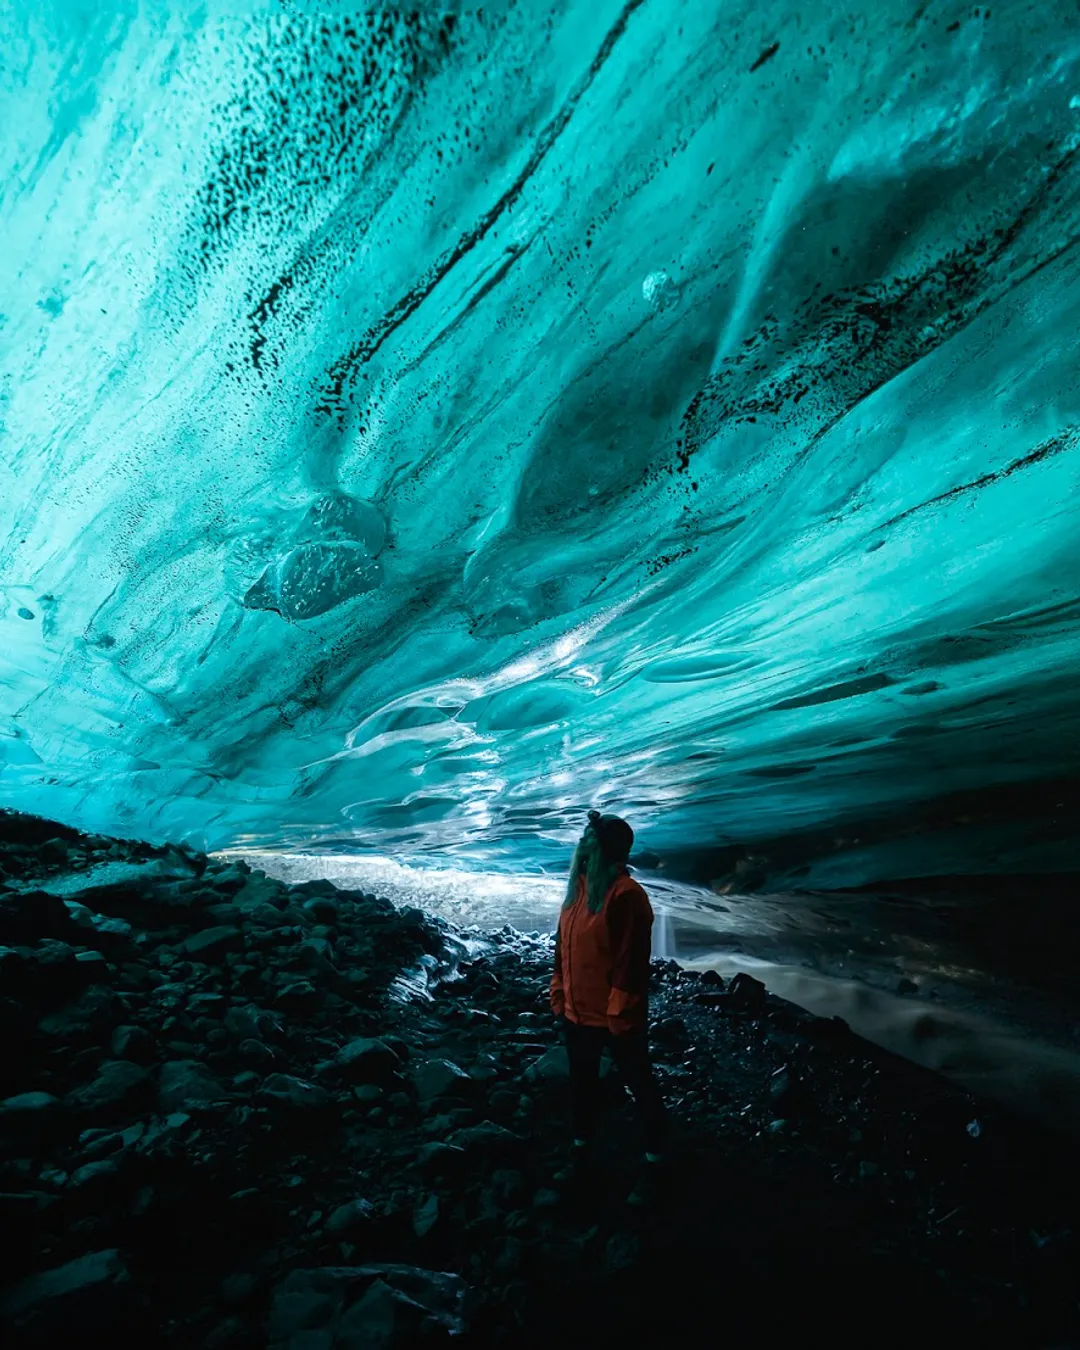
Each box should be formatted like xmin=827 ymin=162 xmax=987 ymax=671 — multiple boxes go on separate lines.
xmin=2 ymin=1 xmax=1079 ymax=883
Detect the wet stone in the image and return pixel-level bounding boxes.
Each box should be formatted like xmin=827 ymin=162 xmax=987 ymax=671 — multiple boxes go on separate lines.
xmin=412 ymin=1058 xmax=473 ymax=1104
xmin=68 ymin=1060 xmax=150 ymax=1115
xmin=258 ymin=1074 xmax=332 ymax=1109
xmin=158 ymin=1059 xmax=223 ymax=1112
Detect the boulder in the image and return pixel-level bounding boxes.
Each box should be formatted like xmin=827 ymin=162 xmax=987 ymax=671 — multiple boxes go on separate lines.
xmin=188 ymin=991 xmax=226 ymax=1017
xmin=257 ymin=1074 xmax=332 ymax=1109
xmin=224 ymin=1005 xmax=263 ymax=1040
xmin=1 ymin=1248 xmax=133 ymax=1331
xmin=274 ymin=979 xmax=321 ymax=1014
xmin=381 ymin=1035 xmax=411 ymax=1063
xmin=412 ymin=1142 xmax=467 ymax=1179
xmin=158 ymin=1060 xmax=224 ymax=1112
xmin=412 ymin=1059 xmax=472 ymax=1104
xmin=238 ymin=1038 xmax=276 ymax=1067
xmin=335 ymin=1038 xmax=400 ymax=1084
xmin=523 ymin=1046 xmax=570 ymax=1081
xmin=728 ymin=971 xmax=767 ymax=1008
xmin=655 ymin=1016 xmax=689 ymax=1046
xmin=0 ymin=888 xmax=78 ymax=945
xmin=68 ymin=1157 xmax=123 ymax=1189
xmin=302 ymin=895 xmax=340 ymax=924
xmin=38 ymin=985 xmax=125 ymax=1038
xmin=1 ymin=1090 xmax=61 ymax=1116
xmin=447 ymin=1120 xmax=525 ymax=1157
xmin=67 ymin=1060 xmax=150 ymax=1115
xmin=181 ymin=926 xmax=244 ymax=959
xmin=267 ymin=1265 xmax=467 ymax=1349
xmin=491 ymin=1236 xmax=525 ymax=1278
xmin=413 ymin=1193 xmax=440 ymax=1238
xmin=110 ymin=1024 xmax=154 ymax=1062
xmin=325 ymin=1197 xmax=376 ymax=1236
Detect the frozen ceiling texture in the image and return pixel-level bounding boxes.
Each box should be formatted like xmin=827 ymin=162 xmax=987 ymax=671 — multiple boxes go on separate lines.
xmin=2 ymin=1 xmax=1079 ymax=883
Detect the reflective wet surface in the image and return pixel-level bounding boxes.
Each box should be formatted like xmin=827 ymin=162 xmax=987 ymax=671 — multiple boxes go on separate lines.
xmin=231 ymin=851 xmax=1080 ymax=1130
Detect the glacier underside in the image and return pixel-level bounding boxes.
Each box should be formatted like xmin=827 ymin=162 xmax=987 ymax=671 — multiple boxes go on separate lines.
xmin=2 ymin=1 xmax=1080 ymax=883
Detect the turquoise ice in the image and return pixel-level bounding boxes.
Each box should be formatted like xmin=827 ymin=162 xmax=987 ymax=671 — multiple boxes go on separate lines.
xmin=2 ymin=2 xmax=1079 ymax=878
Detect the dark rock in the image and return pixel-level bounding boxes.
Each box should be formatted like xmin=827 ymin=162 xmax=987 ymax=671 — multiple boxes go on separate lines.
xmin=74 ymin=947 xmax=109 ymax=976
xmin=302 ymin=895 xmax=341 ymax=923
xmin=699 ymin=969 xmax=724 ymax=987
xmin=67 ymin=1060 xmax=150 ymax=1116
xmin=604 ymin=1232 xmax=641 ymax=1273
xmin=655 ymin=1016 xmax=689 ymax=1045
xmin=110 ymin=1024 xmax=154 ymax=1062
xmin=326 ymin=1197 xmax=376 ymax=1236
xmin=334 ymin=1037 xmax=400 ymax=1084
xmin=447 ymin=1120 xmax=525 ymax=1157
xmin=158 ymin=1059 xmax=224 ymax=1112
xmin=220 ymin=1272 xmax=258 ymax=1306
xmin=267 ymin=1265 xmax=468 ymax=1348
xmin=79 ymin=1121 xmax=145 ymax=1158
xmin=523 ymin=1046 xmax=570 ymax=1081
xmin=274 ymin=979 xmax=321 ymax=1014
xmin=258 ymin=1073 xmax=332 ymax=1109
xmin=38 ymin=985 xmax=124 ymax=1038
xmin=224 ymin=1006 xmax=263 ymax=1040
xmin=413 ymin=1141 xmax=467 ymax=1179
xmin=412 ymin=1192 xmax=440 ymax=1238
xmin=238 ymin=1038 xmax=276 ymax=1067
xmin=2 ymin=1248 xmax=133 ymax=1331
xmin=69 ymin=1156 xmax=123 ymax=1188
xmin=181 ymin=925 xmax=244 ymax=959
xmin=204 ymin=1315 xmax=250 ymax=1348
xmin=412 ymin=1059 xmax=472 ymax=1104
xmin=728 ymin=972 xmax=767 ymax=1007
xmin=0 ymin=1190 xmax=51 ymax=1222
xmin=0 ymin=888 xmax=79 ymax=946
xmin=494 ymin=1238 xmax=527 ymax=1283
xmin=25 ymin=940 xmax=85 ymax=1006
xmin=488 ymin=1087 xmax=520 ymax=1116
xmin=1 ymin=1090 xmax=61 ymax=1116
xmin=769 ymin=1065 xmax=796 ymax=1110
xmin=381 ymin=1035 xmax=412 ymax=1062
xmin=134 ymin=1111 xmax=193 ymax=1157
xmin=896 ymin=977 xmax=919 ymax=995
xmin=188 ymin=991 xmax=227 ymax=1017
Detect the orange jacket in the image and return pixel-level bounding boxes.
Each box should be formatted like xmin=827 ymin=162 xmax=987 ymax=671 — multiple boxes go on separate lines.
xmin=550 ymin=871 xmax=653 ymax=1034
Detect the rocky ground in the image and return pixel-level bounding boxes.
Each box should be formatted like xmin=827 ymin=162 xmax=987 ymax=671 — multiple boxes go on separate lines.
xmin=1 ymin=811 xmax=1078 ymax=1348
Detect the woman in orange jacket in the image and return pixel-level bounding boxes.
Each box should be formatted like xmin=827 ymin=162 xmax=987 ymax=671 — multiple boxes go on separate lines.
xmin=550 ymin=810 xmax=667 ymax=1196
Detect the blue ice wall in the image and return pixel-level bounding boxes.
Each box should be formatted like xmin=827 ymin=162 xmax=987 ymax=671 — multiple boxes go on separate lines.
xmin=2 ymin=2 xmax=1079 ymax=875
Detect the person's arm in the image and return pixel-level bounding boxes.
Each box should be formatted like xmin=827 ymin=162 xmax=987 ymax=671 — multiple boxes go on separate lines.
xmin=550 ymin=921 xmax=566 ymax=1017
xmin=606 ymin=886 xmax=652 ymax=1035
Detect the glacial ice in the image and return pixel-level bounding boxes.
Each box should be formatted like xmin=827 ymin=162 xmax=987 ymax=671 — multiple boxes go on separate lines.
xmin=2 ymin=2 xmax=1079 ymax=881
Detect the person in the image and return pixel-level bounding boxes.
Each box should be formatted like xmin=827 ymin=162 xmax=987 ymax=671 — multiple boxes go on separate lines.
xmin=550 ymin=809 xmax=668 ymax=1204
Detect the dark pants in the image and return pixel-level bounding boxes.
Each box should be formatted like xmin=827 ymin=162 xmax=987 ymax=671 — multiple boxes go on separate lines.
xmin=564 ymin=1019 xmax=668 ymax=1155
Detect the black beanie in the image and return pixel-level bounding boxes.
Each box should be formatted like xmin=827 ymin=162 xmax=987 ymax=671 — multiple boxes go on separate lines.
xmin=587 ymin=809 xmax=634 ymax=863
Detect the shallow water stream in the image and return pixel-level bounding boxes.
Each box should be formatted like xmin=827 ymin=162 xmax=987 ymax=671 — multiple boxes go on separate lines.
xmin=229 ymin=851 xmax=1080 ymax=1132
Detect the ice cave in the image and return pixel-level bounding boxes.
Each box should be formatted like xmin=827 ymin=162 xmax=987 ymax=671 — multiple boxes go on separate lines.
xmin=2 ymin=3 xmax=1080 ymax=1346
